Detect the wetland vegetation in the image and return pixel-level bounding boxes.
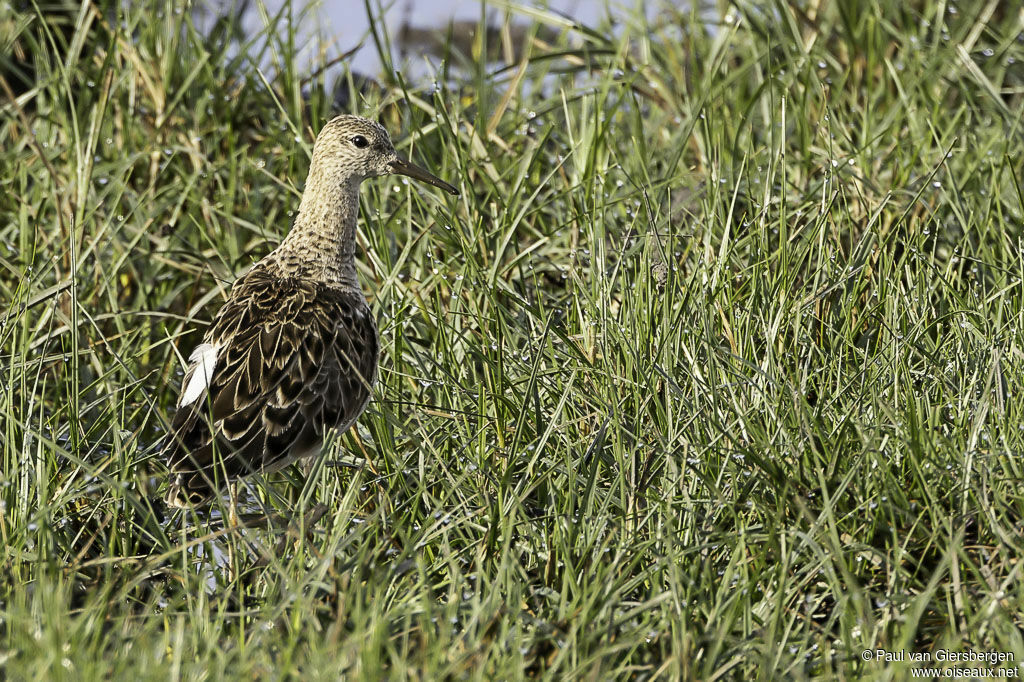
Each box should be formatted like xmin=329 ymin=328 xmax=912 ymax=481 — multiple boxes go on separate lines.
xmin=2 ymin=0 xmax=1023 ymax=678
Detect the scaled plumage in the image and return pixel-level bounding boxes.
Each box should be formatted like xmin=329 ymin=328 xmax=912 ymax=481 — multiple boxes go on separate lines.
xmin=163 ymin=115 xmax=457 ymax=506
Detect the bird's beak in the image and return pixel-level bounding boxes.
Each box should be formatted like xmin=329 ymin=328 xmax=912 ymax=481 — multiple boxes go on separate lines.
xmin=388 ymin=157 xmax=459 ymax=196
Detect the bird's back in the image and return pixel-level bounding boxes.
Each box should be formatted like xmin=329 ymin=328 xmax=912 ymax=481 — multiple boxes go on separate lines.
xmin=163 ymin=263 xmax=378 ymax=505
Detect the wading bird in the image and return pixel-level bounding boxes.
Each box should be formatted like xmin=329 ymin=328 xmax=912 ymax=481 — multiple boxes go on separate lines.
xmin=163 ymin=114 xmax=458 ymax=508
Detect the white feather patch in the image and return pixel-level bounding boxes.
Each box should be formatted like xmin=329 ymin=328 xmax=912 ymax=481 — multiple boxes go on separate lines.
xmin=179 ymin=343 xmax=219 ymax=407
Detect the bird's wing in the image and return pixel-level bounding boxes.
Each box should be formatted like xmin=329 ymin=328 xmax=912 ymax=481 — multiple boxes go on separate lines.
xmin=163 ymin=268 xmax=377 ymax=504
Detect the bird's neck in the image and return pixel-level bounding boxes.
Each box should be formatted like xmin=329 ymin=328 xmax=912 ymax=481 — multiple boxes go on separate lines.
xmin=270 ymin=167 xmax=362 ymax=289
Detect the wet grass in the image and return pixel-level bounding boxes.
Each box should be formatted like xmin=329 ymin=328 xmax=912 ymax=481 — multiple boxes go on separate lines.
xmin=2 ymin=0 xmax=1024 ymax=679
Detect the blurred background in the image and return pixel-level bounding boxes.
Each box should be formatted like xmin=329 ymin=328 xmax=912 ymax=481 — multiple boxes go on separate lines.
xmin=220 ymin=0 xmax=618 ymax=75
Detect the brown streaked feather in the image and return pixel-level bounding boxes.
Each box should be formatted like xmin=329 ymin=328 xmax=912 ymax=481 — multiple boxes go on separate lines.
xmin=163 ymin=264 xmax=378 ymax=504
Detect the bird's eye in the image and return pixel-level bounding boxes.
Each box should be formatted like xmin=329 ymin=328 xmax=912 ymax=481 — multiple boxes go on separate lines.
xmin=351 ymin=135 xmax=369 ymax=148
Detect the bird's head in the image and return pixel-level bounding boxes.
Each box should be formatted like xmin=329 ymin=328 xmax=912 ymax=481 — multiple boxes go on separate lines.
xmin=310 ymin=115 xmax=459 ymax=195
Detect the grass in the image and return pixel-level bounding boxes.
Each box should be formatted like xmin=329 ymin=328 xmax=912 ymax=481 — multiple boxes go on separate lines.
xmin=2 ymin=0 xmax=1024 ymax=678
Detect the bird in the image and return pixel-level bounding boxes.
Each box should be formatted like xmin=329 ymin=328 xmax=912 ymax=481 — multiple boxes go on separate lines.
xmin=162 ymin=114 xmax=458 ymax=508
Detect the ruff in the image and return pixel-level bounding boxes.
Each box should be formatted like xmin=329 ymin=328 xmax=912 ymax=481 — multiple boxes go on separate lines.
xmin=163 ymin=114 xmax=458 ymax=506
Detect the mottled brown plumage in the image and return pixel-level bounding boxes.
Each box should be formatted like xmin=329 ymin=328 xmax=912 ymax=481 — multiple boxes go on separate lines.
xmin=163 ymin=115 xmax=457 ymax=506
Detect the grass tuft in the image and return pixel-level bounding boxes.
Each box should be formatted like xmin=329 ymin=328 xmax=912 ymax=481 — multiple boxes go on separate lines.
xmin=2 ymin=0 xmax=1024 ymax=678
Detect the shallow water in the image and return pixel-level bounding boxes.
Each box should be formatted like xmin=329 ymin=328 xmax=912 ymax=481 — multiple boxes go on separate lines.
xmin=195 ymin=0 xmax=659 ymax=85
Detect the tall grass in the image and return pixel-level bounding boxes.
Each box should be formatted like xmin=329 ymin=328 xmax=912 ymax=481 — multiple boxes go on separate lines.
xmin=2 ymin=0 xmax=1023 ymax=678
